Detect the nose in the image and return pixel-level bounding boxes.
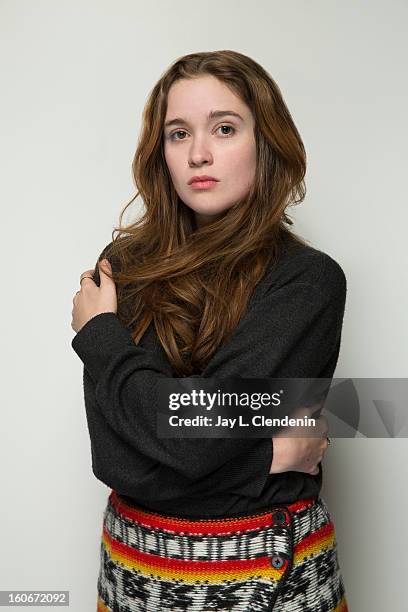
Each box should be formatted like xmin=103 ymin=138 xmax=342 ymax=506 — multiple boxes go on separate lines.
xmin=188 ymin=137 xmax=214 ymax=167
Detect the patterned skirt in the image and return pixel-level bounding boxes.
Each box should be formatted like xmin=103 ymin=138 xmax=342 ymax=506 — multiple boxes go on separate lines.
xmin=97 ymin=491 xmax=348 ymax=612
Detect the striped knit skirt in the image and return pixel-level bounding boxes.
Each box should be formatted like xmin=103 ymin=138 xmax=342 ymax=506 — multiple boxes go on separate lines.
xmin=97 ymin=491 xmax=348 ymax=612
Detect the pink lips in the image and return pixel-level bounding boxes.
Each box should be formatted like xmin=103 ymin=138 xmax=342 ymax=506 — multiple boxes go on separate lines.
xmin=188 ymin=175 xmax=219 ymax=184
xmin=190 ymin=180 xmax=218 ymax=190
xmin=188 ymin=175 xmax=219 ymax=190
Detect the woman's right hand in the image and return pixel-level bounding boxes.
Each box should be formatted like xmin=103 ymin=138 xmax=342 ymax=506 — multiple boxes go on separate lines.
xmin=269 ymin=405 xmax=329 ymax=476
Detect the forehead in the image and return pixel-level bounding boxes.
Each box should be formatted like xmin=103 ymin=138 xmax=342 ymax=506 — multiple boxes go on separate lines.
xmin=165 ymin=75 xmax=250 ymax=120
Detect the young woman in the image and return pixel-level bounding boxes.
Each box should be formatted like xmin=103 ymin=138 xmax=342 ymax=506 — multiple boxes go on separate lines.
xmin=71 ymin=50 xmax=348 ymax=611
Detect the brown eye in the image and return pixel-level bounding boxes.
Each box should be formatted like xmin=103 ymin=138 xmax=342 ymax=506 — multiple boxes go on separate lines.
xmin=218 ymin=125 xmax=235 ymax=136
xmin=168 ymin=125 xmax=236 ymax=141
xmin=169 ymin=130 xmax=187 ymax=141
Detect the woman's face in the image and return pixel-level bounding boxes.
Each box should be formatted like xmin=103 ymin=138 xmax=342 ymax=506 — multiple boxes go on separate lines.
xmin=163 ymin=75 xmax=257 ymax=229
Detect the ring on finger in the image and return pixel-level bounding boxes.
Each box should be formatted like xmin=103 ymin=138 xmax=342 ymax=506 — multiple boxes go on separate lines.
xmin=80 ymin=274 xmax=93 ymax=285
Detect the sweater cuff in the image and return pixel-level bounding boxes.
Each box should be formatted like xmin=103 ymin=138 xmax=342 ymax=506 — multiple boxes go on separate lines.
xmin=71 ymin=312 xmax=135 ymax=382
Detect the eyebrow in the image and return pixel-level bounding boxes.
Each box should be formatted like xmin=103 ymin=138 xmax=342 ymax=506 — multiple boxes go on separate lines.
xmin=164 ymin=110 xmax=244 ymax=130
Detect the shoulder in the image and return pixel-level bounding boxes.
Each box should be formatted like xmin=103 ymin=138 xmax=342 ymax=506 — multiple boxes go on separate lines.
xmin=257 ymin=241 xmax=347 ymax=303
xmin=289 ymin=243 xmax=347 ymax=294
xmin=315 ymin=248 xmax=347 ymax=299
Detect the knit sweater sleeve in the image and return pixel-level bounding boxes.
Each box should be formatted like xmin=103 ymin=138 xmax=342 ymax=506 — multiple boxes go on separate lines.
xmin=72 ymin=245 xmax=347 ymax=501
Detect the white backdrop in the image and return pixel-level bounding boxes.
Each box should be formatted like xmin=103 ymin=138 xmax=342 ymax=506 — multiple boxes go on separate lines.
xmin=1 ymin=1 xmax=407 ymax=610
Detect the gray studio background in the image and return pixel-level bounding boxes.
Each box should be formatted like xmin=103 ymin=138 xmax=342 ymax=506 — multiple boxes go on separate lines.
xmin=1 ymin=1 xmax=407 ymax=610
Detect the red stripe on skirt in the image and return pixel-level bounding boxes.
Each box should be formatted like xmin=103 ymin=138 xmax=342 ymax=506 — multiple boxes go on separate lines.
xmin=109 ymin=490 xmax=317 ymax=535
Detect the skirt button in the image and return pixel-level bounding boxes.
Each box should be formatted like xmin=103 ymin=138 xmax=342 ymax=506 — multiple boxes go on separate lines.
xmin=272 ymin=510 xmax=287 ymax=525
xmin=270 ymin=555 xmax=285 ymax=569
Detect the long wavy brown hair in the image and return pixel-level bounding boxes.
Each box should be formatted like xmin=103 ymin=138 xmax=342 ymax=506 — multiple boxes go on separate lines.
xmin=96 ymin=50 xmax=309 ymax=376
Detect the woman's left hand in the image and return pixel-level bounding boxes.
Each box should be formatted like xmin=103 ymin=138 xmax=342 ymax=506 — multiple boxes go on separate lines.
xmin=71 ymin=259 xmax=117 ymax=333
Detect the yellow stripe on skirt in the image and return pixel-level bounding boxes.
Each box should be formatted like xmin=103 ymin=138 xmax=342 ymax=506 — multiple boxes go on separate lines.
xmin=96 ymin=491 xmax=349 ymax=612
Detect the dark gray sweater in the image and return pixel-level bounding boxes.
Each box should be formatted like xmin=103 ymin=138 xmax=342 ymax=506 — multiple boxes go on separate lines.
xmin=71 ymin=240 xmax=347 ymax=518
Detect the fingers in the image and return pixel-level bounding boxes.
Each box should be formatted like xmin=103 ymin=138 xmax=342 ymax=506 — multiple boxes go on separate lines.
xmin=309 ymin=414 xmax=329 ymax=442
xmin=98 ymin=259 xmax=112 ymax=280
xmin=79 ymin=268 xmax=95 ymax=286
xmin=73 ymin=268 xmax=95 ymax=306
xmin=304 ymin=459 xmax=320 ymax=476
